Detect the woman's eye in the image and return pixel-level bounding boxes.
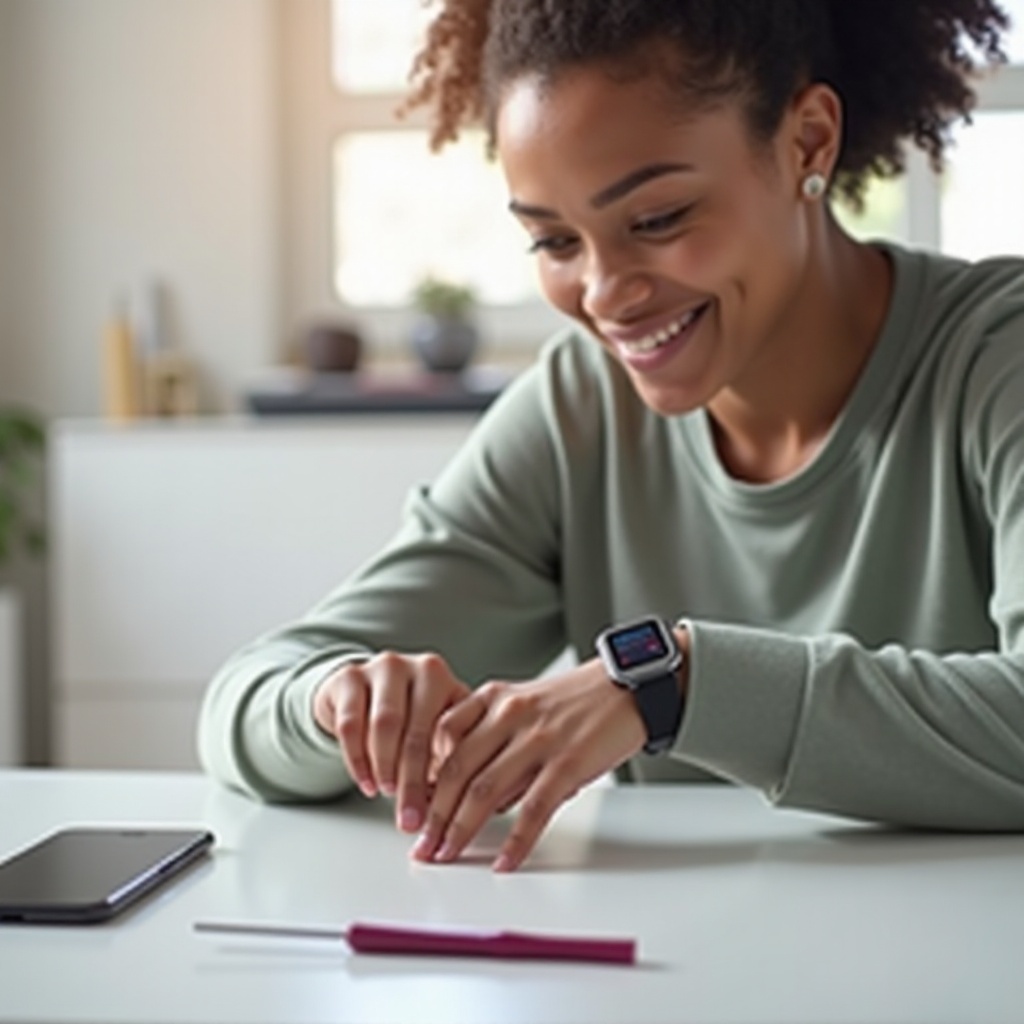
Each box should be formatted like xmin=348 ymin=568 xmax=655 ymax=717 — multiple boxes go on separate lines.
xmin=632 ymin=205 xmax=694 ymax=235
xmin=527 ymin=234 xmax=579 ymax=257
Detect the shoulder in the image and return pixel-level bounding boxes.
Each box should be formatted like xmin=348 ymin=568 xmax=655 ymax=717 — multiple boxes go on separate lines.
xmin=479 ymin=326 xmax=652 ymax=454
xmin=893 ymin=245 xmax=1024 ymax=477
xmin=434 ymin=326 xmax=671 ymax=521
xmin=927 ymin=250 xmax=1024 ymax=397
xmin=894 ymin=244 xmax=1024 ymax=349
xmin=883 ymin=244 xmax=1024 ymax=396
xmin=431 ymin=329 xmax=616 ymax=497
xmin=533 ymin=325 xmax=630 ymax=406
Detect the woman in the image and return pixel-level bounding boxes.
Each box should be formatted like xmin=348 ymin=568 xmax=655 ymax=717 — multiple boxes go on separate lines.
xmin=199 ymin=0 xmax=1024 ymax=873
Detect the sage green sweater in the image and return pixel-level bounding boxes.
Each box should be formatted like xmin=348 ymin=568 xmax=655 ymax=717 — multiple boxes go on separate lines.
xmin=199 ymin=243 xmax=1024 ymax=829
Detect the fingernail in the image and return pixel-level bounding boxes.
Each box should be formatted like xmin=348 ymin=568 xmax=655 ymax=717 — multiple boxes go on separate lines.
xmin=399 ymin=806 xmax=421 ymax=832
xmin=381 ymin=780 xmax=396 ymax=797
xmin=411 ymin=833 xmax=433 ymax=860
xmin=493 ymin=853 xmax=514 ymax=873
xmin=435 ymin=841 xmax=456 ymax=863
xmin=358 ymin=778 xmax=377 ymax=798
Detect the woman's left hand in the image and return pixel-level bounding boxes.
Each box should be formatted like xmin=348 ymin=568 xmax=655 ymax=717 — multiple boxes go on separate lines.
xmin=411 ymin=658 xmax=647 ymax=872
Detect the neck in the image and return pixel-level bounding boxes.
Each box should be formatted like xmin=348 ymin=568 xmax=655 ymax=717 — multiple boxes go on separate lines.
xmin=707 ymin=217 xmax=892 ymax=484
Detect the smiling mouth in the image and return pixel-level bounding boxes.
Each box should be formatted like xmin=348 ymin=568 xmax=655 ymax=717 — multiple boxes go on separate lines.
xmin=616 ymin=305 xmax=708 ymax=354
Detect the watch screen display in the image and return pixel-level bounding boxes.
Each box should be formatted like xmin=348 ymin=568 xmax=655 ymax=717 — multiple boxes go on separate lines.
xmin=608 ymin=622 xmax=669 ymax=670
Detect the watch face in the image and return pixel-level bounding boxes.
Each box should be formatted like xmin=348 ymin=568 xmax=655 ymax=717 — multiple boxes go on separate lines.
xmin=606 ymin=621 xmax=671 ymax=671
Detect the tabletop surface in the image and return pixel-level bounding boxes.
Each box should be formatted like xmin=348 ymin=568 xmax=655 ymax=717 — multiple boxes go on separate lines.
xmin=1 ymin=769 xmax=1022 ymax=1024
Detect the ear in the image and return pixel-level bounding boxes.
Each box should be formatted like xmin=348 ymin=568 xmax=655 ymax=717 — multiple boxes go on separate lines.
xmin=785 ymin=82 xmax=843 ymax=186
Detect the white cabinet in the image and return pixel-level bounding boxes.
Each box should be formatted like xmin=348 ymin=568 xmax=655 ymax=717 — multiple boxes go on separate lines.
xmin=51 ymin=416 xmax=478 ymax=770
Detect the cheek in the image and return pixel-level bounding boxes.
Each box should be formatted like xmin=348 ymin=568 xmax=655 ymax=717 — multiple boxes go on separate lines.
xmin=694 ymin=176 xmax=794 ymax=267
xmin=537 ymin=262 xmax=581 ymax=320
xmin=668 ymin=230 xmax=733 ymax=288
xmin=678 ymin=200 xmax=801 ymax=320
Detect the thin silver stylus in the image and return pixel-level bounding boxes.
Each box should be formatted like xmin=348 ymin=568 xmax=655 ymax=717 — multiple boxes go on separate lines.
xmin=195 ymin=921 xmax=346 ymax=941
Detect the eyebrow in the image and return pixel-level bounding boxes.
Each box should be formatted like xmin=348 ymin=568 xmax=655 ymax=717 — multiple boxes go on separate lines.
xmin=508 ymin=162 xmax=695 ymax=220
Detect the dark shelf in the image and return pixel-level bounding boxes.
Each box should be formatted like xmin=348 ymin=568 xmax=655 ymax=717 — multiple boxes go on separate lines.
xmin=244 ymin=367 xmax=512 ymax=416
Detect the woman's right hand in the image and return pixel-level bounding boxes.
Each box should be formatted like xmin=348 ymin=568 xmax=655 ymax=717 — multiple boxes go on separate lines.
xmin=313 ymin=652 xmax=471 ymax=835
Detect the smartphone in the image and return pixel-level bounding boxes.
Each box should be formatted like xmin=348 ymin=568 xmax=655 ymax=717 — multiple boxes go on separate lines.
xmin=0 ymin=826 xmax=215 ymax=924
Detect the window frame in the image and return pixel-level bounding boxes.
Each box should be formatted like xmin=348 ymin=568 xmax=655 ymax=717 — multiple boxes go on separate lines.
xmin=277 ymin=0 xmax=565 ymax=358
xmin=898 ymin=65 xmax=1024 ymax=250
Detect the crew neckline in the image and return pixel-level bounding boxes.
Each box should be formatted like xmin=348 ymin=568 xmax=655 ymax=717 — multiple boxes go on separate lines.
xmin=679 ymin=242 xmax=927 ymax=510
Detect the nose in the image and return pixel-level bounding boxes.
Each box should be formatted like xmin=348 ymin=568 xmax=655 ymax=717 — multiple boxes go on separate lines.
xmin=579 ymin=247 xmax=653 ymax=323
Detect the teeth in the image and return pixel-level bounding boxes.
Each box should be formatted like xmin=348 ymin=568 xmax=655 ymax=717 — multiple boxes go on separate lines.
xmin=621 ymin=308 xmax=700 ymax=353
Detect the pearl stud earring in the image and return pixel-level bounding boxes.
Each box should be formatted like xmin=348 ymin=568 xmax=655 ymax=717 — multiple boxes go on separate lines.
xmin=801 ymin=172 xmax=827 ymax=200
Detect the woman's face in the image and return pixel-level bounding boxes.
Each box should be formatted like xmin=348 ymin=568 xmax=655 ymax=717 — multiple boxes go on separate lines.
xmin=496 ymin=64 xmax=821 ymax=417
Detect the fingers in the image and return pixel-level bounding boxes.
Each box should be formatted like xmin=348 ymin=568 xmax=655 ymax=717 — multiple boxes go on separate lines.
xmin=413 ymin=721 xmax=570 ymax=871
xmin=314 ymin=661 xmax=376 ymax=796
xmin=411 ymin=683 xmax=499 ymax=862
xmin=493 ymin=767 xmax=574 ymax=872
xmin=364 ymin=652 xmax=413 ymax=797
xmin=318 ymin=655 xmax=642 ymax=872
xmin=495 ymin=773 xmax=535 ymax=815
xmin=412 ymin=683 xmax=544 ymax=865
xmin=411 ymin=661 xmax=645 ymax=872
xmin=313 ymin=652 xmax=470 ymax=821
xmin=394 ymin=654 xmax=466 ymax=834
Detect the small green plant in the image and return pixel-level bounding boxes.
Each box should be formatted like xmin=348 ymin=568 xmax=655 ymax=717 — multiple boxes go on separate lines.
xmin=412 ymin=276 xmax=476 ymax=320
xmin=0 ymin=408 xmax=46 ymax=570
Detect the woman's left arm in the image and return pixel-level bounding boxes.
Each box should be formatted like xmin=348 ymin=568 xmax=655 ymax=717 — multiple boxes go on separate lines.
xmin=676 ymin=316 xmax=1024 ymax=831
xmin=416 ymin=315 xmax=1024 ymax=868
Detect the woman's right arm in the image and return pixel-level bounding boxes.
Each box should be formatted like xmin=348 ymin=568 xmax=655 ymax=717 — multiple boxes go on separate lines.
xmin=197 ymin=348 xmax=571 ymax=806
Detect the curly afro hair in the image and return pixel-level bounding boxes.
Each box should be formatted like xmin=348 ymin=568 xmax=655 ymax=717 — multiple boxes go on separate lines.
xmin=403 ymin=0 xmax=1010 ymax=208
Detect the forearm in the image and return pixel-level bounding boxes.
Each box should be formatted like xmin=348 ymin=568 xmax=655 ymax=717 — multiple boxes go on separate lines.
xmin=197 ymin=639 xmax=363 ymax=802
xmin=674 ymin=620 xmax=1024 ymax=829
xmin=198 ymin=506 xmax=563 ymax=802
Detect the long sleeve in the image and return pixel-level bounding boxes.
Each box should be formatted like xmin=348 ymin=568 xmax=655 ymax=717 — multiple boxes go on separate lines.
xmin=198 ymin=363 xmax=568 ymax=800
xmin=200 ymin=245 xmax=1024 ymax=830
xmin=672 ymin=268 xmax=1024 ymax=828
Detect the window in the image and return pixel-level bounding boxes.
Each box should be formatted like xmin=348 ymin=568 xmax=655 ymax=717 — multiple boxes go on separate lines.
xmin=838 ymin=0 xmax=1024 ymax=257
xmin=333 ymin=130 xmax=536 ymax=307
xmin=325 ymin=1 xmax=1024 ymax=339
xmin=330 ymin=0 xmax=545 ymax=318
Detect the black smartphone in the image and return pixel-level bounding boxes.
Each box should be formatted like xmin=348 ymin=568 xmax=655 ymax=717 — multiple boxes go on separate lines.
xmin=0 ymin=826 xmax=215 ymax=925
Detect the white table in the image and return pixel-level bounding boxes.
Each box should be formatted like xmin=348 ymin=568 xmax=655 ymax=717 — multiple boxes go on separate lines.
xmin=1 ymin=770 xmax=1023 ymax=1024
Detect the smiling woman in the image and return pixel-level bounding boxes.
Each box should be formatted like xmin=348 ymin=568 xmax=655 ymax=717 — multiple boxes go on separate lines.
xmin=200 ymin=0 xmax=1024 ymax=876
xmin=492 ymin=66 xmax=883 ymax=433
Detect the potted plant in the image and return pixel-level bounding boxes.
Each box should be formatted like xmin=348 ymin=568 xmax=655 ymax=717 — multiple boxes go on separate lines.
xmin=0 ymin=408 xmax=46 ymax=567
xmin=0 ymin=406 xmax=45 ymax=766
xmin=409 ymin=276 xmax=480 ymax=374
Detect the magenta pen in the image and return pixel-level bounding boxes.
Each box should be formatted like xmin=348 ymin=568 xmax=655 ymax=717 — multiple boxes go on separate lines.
xmin=194 ymin=919 xmax=637 ymax=965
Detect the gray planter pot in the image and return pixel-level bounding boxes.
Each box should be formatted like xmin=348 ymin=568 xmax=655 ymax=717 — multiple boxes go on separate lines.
xmin=410 ymin=315 xmax=479 ymax=374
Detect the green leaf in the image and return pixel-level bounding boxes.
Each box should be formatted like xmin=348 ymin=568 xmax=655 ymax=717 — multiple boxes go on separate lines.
xmin=0 ymin=405 xmax=47 ymax=568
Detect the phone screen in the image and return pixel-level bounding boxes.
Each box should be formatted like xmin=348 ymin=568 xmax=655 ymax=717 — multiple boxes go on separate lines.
xmin=0 ymin=827 xmax=215 ymax=924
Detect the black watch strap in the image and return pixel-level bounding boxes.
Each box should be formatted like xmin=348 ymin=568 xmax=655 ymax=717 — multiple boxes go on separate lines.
xmin=634 ymin=671 xmax=685 ymax=755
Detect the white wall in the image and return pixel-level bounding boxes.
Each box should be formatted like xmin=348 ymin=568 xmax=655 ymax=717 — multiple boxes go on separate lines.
xmin=0 ymin=0 xmax=287 ymax=763
xmin=2 ymin=0 xmax=281 ymax=416
xmin=0 ymin=1 xmax=15 ymax=400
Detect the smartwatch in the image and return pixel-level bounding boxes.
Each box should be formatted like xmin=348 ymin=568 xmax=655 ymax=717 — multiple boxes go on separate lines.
xmin=596 ymin=616 xmax=685 ymax=755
